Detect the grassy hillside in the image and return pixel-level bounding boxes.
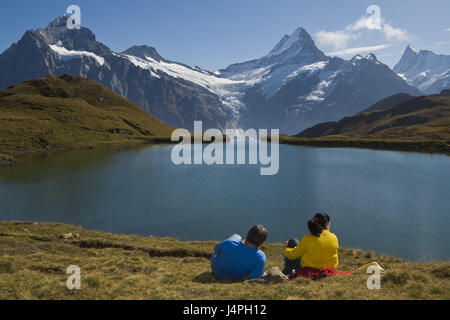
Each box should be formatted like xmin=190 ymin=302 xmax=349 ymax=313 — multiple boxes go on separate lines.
xmin=296 ymin=91 xmax=450 ymax=142
xmin=0 ymin=75 xmax=174 ymax=163
xmin=0 ymin=222 xmax=448 ymax=300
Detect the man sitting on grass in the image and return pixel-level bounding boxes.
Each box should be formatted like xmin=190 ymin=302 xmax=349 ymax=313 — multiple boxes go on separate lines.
xmin=211 ymin=225 xmax=267 ymax=280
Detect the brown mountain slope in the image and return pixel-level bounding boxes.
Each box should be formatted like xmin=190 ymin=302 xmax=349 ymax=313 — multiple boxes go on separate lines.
xmin=0 ymin=75 xmax=174 ymax=161
xmin=296 ymin=90 xmax=450 ymax=141
xmin=359 ymin=92 xmax=414 ymax=113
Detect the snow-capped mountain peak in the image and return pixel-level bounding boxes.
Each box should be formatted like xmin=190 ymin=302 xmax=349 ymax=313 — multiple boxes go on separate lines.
xmin=39 ymin=16 xmax=110 ymax=56
xmin=45 ymin=14 xmax=70 ymax=29
xmin=268 ymin=27 xmax=313 ymax=56
xmin=394 ymin=45 xmax=450 ymax=93
xmin=219 ymin=27 xmax=328 ymax=79
xmin=365 ymin=53 xmax=377 ymax=61
xmin=122 ymin=45 xmax=165 ymax=62
xmin=406 ymin=44 xmax=418 ymax=54
xmin=0 ymin=17 xmax=424 ymax=134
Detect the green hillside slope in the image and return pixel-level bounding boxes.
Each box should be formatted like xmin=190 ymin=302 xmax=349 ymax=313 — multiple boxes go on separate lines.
xmin=296 ymin=91 xmax=450 ymax=141
xmin=0 ymin=75 xmax=175 ymax=162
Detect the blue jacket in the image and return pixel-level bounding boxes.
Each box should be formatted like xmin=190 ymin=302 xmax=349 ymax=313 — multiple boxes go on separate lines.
xmin=211 ymin=239 xmax=266 ymax=280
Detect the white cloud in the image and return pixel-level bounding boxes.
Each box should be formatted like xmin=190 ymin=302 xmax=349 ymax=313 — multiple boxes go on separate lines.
xmin=382 ymin=23 xmax=410 ymax=42
xmin=346 ymin=16 xmax=410 ymax=41
xmin=315 ymin=16 xmax=412 ymax=53
xmin=328 ymin=44 xmax=391 ymax=57
xmin=434 ymin=41 xmax=450 ymax=46
xmin=315 ymin=30 xmax=356 ymax=50
xmin=443 ymin=28 xmax=450 ymax=32
xmin=345 ymin=17 xmax=372 ymax=32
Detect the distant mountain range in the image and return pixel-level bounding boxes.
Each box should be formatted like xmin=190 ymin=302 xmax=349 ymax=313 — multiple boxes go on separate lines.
xmin=296 ymin=89 xmax=450 ymax=141
xmin=394 ymin=45 xmax=450 ymax=94
xmin=0 ymin=16 xmax=230 ymax=131
xmin=1 ymin=15 xmax=448 ymax=133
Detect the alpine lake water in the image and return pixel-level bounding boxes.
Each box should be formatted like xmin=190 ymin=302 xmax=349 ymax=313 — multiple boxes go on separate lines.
xmin=0 ymin=143 xmax=449 ymax=262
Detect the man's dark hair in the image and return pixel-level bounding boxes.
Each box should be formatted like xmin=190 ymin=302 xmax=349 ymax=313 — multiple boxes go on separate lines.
xmin=246 ymin=225 xmax=267 ymax=247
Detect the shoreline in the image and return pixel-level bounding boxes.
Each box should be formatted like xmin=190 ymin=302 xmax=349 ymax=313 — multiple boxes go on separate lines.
xmin=1 ymin=135 xmax=449 ymax=168
xmin=277 ymin=135 xmax=450 ymax=155
xmin=0 ymin=220 xmax=444 ymax=263
xmin=0 ymin=136 xmax=175 ymax=167
xmin=0 ymin=221 xmax=449 ymax=300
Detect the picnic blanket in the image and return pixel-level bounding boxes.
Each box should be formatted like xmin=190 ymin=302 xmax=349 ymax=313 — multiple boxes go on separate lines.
xmin=289 ymin=267 xmax=354 ymax=280
xmin=289 ymin=262 xmax=384 ymax=280
xmin=243 ymin=262 xmax=384 ymax=283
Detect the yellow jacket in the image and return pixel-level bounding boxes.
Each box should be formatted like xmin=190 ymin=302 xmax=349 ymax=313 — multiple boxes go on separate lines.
xmin=284 ymin=230 xmax=339 ymax=269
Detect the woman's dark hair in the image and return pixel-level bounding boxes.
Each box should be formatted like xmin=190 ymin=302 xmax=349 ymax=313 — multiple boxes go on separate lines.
xmin=307 ymin=213 xmax=330 ymax=237
xmin=246 ymin=225 xmax=267 ymax=247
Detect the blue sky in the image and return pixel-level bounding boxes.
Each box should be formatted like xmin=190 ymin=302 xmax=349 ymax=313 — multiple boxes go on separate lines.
xmin=0 ymin=0 xmax=449 ymax=70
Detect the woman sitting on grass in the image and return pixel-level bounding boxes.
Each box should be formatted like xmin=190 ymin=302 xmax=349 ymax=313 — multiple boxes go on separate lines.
xmin=283 ymin=213 xmax=348 ymax=279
